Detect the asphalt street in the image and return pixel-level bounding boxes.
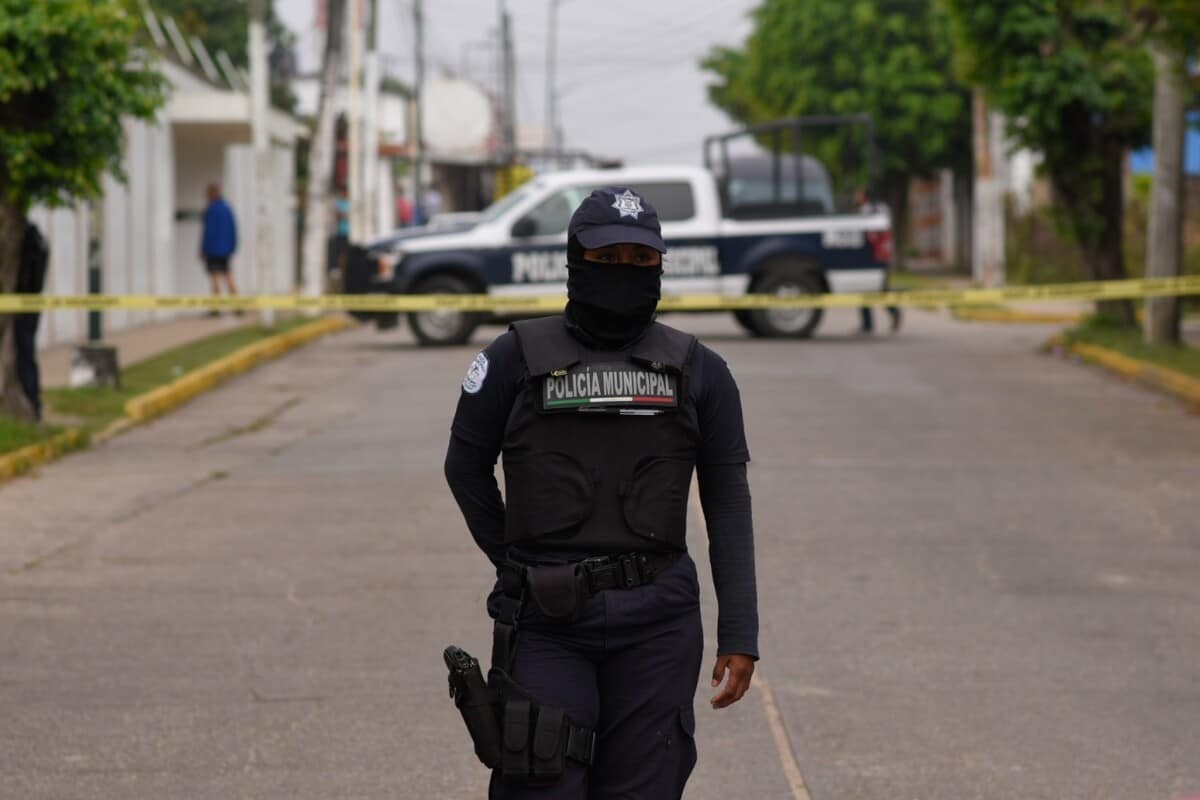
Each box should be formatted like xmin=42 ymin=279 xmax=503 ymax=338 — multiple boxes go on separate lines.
xmin=2 ymin=309 xmax=1198 ymax=799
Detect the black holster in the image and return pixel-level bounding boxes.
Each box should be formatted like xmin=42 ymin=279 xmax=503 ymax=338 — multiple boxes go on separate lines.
xmin=444 ymin=563 xmax=596 ymax=786
xmin=444 ymin=646 xmax=503 ymax=768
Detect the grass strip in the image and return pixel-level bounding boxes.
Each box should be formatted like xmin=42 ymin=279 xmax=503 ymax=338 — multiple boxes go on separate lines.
xmin=0 ymin=416 xmax=61 ymax=455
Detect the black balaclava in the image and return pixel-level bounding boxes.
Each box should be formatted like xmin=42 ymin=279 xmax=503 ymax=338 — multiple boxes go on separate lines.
xmin=564 ymin=235 xmax=663 ymax=349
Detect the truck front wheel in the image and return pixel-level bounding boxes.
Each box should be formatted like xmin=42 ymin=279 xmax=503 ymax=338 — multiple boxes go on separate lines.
xmin=407 ymin=274 xmax=483 ymax=346
xmin=743 ymin=268 xmax=825 ymax=338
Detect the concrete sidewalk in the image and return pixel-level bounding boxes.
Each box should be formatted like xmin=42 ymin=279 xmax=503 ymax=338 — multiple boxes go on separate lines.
xmin=37 ymin=314 xmax=255 ymax=389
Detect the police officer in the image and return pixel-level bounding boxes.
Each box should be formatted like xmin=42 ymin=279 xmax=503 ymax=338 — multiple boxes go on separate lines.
xmin=445 ymin=187 xmax=758 ymax=798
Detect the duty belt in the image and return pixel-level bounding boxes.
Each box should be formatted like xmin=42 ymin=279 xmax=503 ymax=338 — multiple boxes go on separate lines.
xmin=491 ymin=551 xmax=681 ymax=677
xmin=503 ymin=551 xmax=679 ymax=596
xmin=576 ymin=552 xmax=679 ymax=593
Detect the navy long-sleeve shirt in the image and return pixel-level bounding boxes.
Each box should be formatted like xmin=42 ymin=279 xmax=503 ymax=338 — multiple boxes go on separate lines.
xmin=444 ymin=325 xmax=759 ymax=659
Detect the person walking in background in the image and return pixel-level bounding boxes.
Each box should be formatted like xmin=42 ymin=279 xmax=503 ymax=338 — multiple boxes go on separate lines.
xmin=334 ymin=188 xmax=351 ymax=240
xmin=395 ymin=187 xmax=413 ymax=228
xmin=331 ymin=188 xmax=352 ymax=275
xmin=14 ymin=222 xmax=49 ymax=421
xmin=422 ymin=187 xmax=442 ymax=225
xmin=854 ymin=188 xmax=901 ymax=335
xmin=200 ymin=183 xmax=238 ymax=314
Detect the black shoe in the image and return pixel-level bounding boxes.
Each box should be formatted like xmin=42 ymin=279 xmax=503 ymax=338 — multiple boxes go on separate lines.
xmin=888 ymin=308 xmax=902 ymax=333
xmin=205 ymin=310 xmax=221 ymax=318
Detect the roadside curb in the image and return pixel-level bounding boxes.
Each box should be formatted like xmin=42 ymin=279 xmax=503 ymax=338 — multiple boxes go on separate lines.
xmin=0 ymin=314 xmax=354 ymax=487
xmin=1047 ymin=334 xmax=1200 ymax=410
xmin=0 ymin=428 xmax=88 ymax=483
xmin=953 ymin=307 xmax=1083 ymax=324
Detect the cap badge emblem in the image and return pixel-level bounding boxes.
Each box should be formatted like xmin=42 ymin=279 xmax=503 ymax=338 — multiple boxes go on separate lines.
xmin=611 ymin=189 xmax=643 ymax=219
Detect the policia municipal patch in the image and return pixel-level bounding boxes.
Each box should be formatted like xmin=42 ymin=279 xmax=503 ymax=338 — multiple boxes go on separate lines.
xmin=541 ymin=363 xmax=678 ymax=413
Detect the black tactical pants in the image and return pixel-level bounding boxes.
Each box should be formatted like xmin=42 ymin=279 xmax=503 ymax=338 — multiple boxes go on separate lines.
xmin=489 ymin=553 xmax=704 ymax=800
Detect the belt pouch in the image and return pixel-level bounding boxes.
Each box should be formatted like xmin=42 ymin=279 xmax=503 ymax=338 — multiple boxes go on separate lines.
xmin=531 ymin=705 xmax=568 ymax=780
xmin=502 ymin=698 xmax=532 ymax=778
xmin=524 ymin=564 xmax=585 ymax=622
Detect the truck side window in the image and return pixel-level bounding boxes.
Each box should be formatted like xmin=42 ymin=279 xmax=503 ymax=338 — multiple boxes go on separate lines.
xmin=523 ymin=190 xmax=575 ymax=236
xmin=628 ymin=182 xmax=696 ymax=222
xmin=721 ymin=154 xmax=836 ymax=219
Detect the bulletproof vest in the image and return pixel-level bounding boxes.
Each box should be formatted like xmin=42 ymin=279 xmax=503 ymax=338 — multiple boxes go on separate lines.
xmin=502 ymin=316 xmax=701 ymax=554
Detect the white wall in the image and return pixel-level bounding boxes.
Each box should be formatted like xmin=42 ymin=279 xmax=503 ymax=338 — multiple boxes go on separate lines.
xmin=174 ymin=126 xmax=231 ymax=297
xmin=27 ymin=204 xmax=88 ymax=348
xmin=223 ymin=143 xmax=297 ymax=295
xmin=29 ymin=121 xmax=298 ymax=350
xmin=23 ymin=53 xmax=303 ymax=352
xmin=29 ymin=115 xmax=176 ymax=349
xmin=374 ymin=160 xmax=395 ymax=235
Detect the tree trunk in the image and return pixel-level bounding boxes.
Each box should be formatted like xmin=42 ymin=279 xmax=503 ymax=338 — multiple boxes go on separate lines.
xmin=0 ymin=198 xmax=36 ymax=421
xmin=300 ymin=0 xmax=345 ymax=299
xmin=883 ymin=178 xmax=910 ymax=270
xmin=1088 ymin=140 xmax=1137 ymax=326
xmin=1144 ymin=38 xmax=1186 ymax=345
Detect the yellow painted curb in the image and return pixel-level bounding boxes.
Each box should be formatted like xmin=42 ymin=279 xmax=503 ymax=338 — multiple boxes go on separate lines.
xmin=1049 ymin=335 xmax=1200 ymax=409
xmin=0 ymin=428 xmax=87 ymax=483
xmin=953 ymin=307 xmax=1084 ymax=324
xmin=125 ymin=314 xmax=355 ymax=422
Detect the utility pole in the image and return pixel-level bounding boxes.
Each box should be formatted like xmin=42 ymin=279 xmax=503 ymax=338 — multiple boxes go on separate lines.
xmin=249 ymin=0 xmax=274 ymax=326
xmin=413 ymin=0 xmax=425 ymax=223
xmin=347 ymin=0 xmax=364 ymax=241
xmin=544 ymin=0 xmax=573 ymax=165
xmin=499 ymin=1 xmax=516 ymax=163
xmin=301 ymin=0 xmax=345 ymax=300
xmin=544 ymin=0 xmax=560 ymax=160
xmin=971 ymin=89 xmax=1005 ymax=288
xmin=363 ymin=0 xmax=381 ymax=238
xmin=1144 ymin=38 xmax=1186 ymax=345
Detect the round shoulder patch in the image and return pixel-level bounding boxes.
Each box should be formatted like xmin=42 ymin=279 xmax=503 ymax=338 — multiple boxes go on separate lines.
xmin=462 ymin=352 xmax=490 ymax=395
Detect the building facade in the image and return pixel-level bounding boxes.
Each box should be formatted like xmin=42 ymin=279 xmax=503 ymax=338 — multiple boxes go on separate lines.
xmin=29 ymin=32 xmax=304 ymax=350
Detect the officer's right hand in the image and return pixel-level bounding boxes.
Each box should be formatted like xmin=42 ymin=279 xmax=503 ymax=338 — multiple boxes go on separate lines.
xmin=710 ymin=654 xmax=755 ymax=709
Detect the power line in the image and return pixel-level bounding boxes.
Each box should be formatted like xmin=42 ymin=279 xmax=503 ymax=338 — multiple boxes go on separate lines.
xmin=541 ymin=3 xmax=750 ymax=61
xmin=558 ymin=56 xmax=696 ymax=101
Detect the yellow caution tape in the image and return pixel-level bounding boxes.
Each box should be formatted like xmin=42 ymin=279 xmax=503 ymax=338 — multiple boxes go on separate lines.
xmin=2 ymin=274 xmax=1199 ymax=313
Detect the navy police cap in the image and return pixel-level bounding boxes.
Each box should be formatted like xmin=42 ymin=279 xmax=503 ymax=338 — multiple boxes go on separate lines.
xmin=568 ymin=187 xmax=667 ymax=253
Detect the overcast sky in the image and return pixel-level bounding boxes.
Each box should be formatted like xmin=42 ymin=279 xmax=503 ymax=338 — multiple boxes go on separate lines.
xmin=276 ymin=0 xmax=760 ymax=165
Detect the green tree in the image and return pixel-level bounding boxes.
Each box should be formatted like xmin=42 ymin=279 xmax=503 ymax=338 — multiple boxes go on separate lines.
xmin=149 ymin=0 xmax=297 ymax=111
xmin=1136 ymin=0 xmax=1200 ymax=343
xmin=701 ymin=0 xmax=972 ymax=261
xmin=945 ymin=0 xmax=1154 ymax=325
xmin=0 ymin=0 xmax=165 ymax=420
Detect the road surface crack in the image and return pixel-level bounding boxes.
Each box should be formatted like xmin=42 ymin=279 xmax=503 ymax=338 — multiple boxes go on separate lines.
xmin=191 ymin=396 xmax=302 ymax=450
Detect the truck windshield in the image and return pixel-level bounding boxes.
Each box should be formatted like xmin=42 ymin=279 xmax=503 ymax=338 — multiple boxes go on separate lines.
xmin=478 ymin=183 xmax=540 ymax=224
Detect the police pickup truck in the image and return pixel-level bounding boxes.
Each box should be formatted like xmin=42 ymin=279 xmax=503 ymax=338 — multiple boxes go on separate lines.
xmin=357 ymin=118 xmax=893 ymax=346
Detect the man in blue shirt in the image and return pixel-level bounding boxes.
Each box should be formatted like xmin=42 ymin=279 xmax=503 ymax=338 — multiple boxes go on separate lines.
xmin=200 ymin=184 xmax=239 ymax=311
